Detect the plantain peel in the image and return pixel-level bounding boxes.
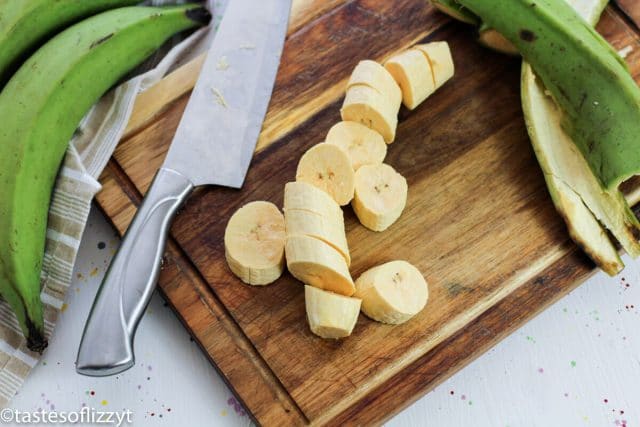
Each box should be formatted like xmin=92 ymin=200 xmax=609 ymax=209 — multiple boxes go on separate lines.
xmin=456 ymin=0 xmax=640 ymax=192
xmin=0 ymin=0 xmax=142 ymax=87
xmin=0 ymin=5 xmax=209 ymax=351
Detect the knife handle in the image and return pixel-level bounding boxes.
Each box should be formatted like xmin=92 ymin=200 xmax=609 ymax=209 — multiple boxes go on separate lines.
xmin=76 ymin=168 xmax=194 ymax=376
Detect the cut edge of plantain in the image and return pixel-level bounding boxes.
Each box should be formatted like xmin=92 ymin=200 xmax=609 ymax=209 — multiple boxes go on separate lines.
xmin=325 ymin=121 xmax=387 ymax=170
xmin=285 ymin=234 xmax=355 ymax=296
xmin=352 ymin=163 xmax=408 ymax=232
xmin=385 ymin=49 xmax=436 ymax=110
xmin=295 ymin=142 xmax=356 ymax=206
xmin=355 ymin=260 xmax=428 ymax=325
xmin=341 ymin=85 xmax=399 ymax=143
xmin=224 ymin=201 xmax=286 ymax=286
xmin=305 ymin=285 xmax=361 ymax=339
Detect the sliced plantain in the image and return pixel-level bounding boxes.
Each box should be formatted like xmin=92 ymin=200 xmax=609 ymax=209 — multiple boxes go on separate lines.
xmin=413 ymin=42 xmax=455 ymax=90
xmin=341 ymin=85 xmax=399 ymax=143
xmin=305 ymin=285 xmax=361 ymax=339
xmin=352 ymin=163 xmax=408 ymax=232
xmin=325 ymin=121 xmax=387 ymax=170
xmin=347 ymin=59 xmax=402 ymax=107
xmin=285 ymin=209 xmax=351 ymax=266
xmin=224 ymin=201 xmax=286 ymax=286
xmin=355 ymin=260 xmax=428 ymax=324
xmin=285 ymin=235 xmax=355 ymax=296
xmin=284 ymin=181 xmax=343 ymax=219
xmin=295 ymin=143 xmax=355 ymax=206
xmin=385 ymin=49 xmax=435 ymax=110
xmin=478 ymin=28 xmax=519 ymax=56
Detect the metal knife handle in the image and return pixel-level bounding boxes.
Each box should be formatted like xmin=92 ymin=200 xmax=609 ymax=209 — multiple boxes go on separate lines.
xmin=76 ymin=168 xmax=194 ymax=376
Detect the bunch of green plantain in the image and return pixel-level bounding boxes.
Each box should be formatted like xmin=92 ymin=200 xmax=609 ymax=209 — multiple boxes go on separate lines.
xmin=429 ymin=0 xmax=640 ymax=275
xmin=0 ymin=1 xmax=211 ymax=352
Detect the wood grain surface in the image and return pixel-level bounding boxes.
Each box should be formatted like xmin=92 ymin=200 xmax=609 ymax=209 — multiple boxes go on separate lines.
xmin=95 ymin=2 xmax=640 ymax=425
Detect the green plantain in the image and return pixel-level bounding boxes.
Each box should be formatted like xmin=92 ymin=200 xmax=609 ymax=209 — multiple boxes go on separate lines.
xmin=520 ymin=0 xmax=640 ymax=274
xmin=428 ymin=0 xmax=479 ymax=25
xmin=0 ymin=0 xmax=143 ymax=86
xmin=0 ymin=4 xmax=210 ymax=352
xmin=454 ymin=0 xmax=640 ymax=192
xmin=431 ymin=0 xmax=640 ymax=273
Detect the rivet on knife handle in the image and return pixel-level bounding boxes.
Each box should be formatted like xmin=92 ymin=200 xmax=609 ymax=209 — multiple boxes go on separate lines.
xmin=76 ymin=168 xmax=193 ymax=376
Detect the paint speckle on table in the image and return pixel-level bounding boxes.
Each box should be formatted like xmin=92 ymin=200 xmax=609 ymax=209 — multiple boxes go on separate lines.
xmin=89 ymin=267 xmax=98 ymax=277
xmin=526 ymin=335 xmax=536 ymax=344
xmin=227 ymin=397 xmax=246 ymax=416
xmin=60 ymin=303 xmax=68 ymax=313
xmin=101 ymin=400 xmax=108 ymax=406
xmin=97 ymin=241 xmax=106 ymax=250
xmin=538 ymin=368 xmax=544 ymax=374
xmin=221 ymin=409 xmax=228 ymax=416
xmin=570 ymin=360 xmax=577 ymax=368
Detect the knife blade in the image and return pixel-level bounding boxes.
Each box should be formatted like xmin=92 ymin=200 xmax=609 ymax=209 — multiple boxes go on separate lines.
xmin=76 ymin=0 xmax=291 ymax=376
xmin=165 ymin=0 xmax=290 ymax=188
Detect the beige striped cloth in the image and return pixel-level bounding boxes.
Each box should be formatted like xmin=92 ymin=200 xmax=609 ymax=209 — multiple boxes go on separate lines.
xmin=0 ymin=0 xmax=224 ymax=406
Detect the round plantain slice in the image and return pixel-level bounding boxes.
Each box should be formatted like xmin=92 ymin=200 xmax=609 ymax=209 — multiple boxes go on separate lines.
xmin=347 ymin=59 xmax=403 ymax=108
xmin=326 ymin=121 xmax=387 ymax=170
xmin=352 ymin=163 xmax=408 ymax=232
xmin=355 ymin=260 xmax=428 ymax=324
xmin=285 ymin=235 xmax=355 ymax=296
xmin=341 ymin=85 xmax=399 ymax=143
xmin=385 ymin=49 xmax=436 ymax=110
xmin=224 ymin=201 xmax=286 ymax=285
xmin=295 ymin=143 xmax=355 ymax=206
xmin=305 ymin=285 xmax=361 ymax=339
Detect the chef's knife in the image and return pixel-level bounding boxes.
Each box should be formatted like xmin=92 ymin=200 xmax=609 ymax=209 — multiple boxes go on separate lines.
xmin=76 ymin=0 xmax=291 ymax=376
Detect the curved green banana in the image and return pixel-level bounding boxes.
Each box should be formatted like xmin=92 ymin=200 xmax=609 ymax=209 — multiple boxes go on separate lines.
xmin=0 ymin=0 xmax=141 ymax=86
xmin=0 ymin=4 xmax=210 ymax=352
xmin=455 ymin=0 xmax=640 ymax=192
xmin=519 ymin=0 xmax=640 ymax=275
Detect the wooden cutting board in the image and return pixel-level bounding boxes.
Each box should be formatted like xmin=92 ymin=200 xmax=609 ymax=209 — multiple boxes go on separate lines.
xmin=95 ymin=1 xmax=640 ymax=425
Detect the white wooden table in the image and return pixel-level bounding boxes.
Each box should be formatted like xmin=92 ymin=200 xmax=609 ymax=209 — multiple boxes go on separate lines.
xmin=10 ymin=206 xmax=640 ymax=426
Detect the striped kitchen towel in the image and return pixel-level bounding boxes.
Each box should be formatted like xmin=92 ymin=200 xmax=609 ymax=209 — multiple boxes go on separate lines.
xmin=0 ymin=0 xmax=226 ymax=406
